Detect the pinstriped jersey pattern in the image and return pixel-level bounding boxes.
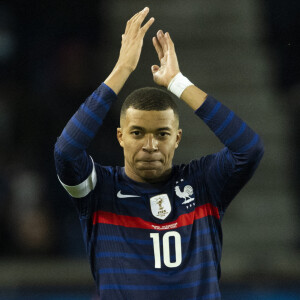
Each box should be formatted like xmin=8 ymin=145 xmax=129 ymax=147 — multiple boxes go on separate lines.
xmin=54 ymin=83 xmax=264 ymax=299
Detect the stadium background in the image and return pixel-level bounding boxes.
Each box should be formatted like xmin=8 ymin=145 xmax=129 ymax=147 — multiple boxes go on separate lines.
xmin=0 ymin=0 xmax=299 ymax=299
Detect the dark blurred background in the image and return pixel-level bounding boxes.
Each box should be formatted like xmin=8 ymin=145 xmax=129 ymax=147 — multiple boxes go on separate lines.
xmin=0 ymin=0 xmax=299 ymax=299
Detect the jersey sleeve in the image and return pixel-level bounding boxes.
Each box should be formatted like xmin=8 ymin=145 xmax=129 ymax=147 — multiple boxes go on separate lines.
xmin=54 ymin=83 xmax=117 ymax=198
xmin=194 ymin=96 xmax=264 ymax=213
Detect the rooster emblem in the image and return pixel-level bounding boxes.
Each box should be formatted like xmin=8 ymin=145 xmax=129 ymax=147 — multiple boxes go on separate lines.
xmin=175 ymin=184 xmax=194 ymax=204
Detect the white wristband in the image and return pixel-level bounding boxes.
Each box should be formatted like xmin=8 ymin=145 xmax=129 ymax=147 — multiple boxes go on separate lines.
xmin=167 ymin=72 xmax=194 ymax=98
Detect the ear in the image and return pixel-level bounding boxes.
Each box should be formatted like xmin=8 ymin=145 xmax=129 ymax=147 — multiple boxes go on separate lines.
xmin=175 ymin=129 xmax=182 ymax=149
xmin=117 ymin=127 xmax=124 ymax=148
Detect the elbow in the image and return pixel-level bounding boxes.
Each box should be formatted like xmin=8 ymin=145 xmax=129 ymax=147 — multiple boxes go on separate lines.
xmin=54 ymin=133 xmax=73 ymax=160
xmin=54 ymin=139 xmax=63 ymax=160
xmin=54 ymin=136 xmax=69 ymax=160
xmin=255 ymin=135 xmax=264 ymax=157
xmin=249 ymin=136 xmax=264 ymax=164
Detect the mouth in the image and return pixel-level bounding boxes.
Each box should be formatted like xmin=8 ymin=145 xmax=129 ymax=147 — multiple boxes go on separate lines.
xmin=137 ymin=160 xmax=163 ymax=169
xmin=138 ymin=158 xmax=163 ymax=163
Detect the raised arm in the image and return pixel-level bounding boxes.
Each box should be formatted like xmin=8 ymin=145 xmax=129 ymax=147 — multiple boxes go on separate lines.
xmin=151 ymin=30 xmax=207 ymax=110
xmin=54 ymin=8 xmax=154 ymax=196
xmin=105 ymin=7 xmax=154 ymax=94
xmin=152 ymin=30 xmax=264 ymax=211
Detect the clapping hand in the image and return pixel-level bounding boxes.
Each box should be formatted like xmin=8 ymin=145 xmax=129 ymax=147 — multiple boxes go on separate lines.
xmin=151 ymin=30 xmax=180 ymax=88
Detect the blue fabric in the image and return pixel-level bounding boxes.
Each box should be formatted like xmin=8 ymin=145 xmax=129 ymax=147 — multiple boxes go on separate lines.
xmin=54 ymin=83 xmax=264 ymax=299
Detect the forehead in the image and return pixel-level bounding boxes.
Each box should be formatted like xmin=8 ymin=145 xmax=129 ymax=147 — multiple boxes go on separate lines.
xmin=122 ymin=108 xmax=178 ymax=129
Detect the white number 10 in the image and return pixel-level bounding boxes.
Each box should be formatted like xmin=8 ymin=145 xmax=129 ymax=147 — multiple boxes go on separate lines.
xmin=150 ymin=231 xmax=182 ymax=268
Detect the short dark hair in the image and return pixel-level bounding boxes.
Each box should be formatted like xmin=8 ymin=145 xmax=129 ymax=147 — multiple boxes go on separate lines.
xmin=120 ymin=87 xmax=179 ymax=122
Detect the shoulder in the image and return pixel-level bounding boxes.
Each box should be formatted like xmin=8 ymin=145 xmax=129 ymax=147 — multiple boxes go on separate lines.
xmin=94 ymin=163 xmax=122 ymax=179
xmin=172 ymin=152 xmax=225 ymax=180
xmin=174 ymin=157 xmax=209 ymax=173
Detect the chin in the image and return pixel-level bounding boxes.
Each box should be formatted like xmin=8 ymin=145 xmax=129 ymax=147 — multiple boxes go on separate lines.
xmin=131 ymin=161 xmax=171 ymax=182
xmin=138 ymin=168 xmax=170 ymax=183
xmin=140 ymin=169 xmax=161 ymax=179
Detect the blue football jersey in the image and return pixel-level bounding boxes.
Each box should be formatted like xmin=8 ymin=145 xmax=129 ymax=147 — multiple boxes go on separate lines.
xmin=54 ymin=83 xmax=264 ymax=299
xmin=77 ymin=162 xmax=222 ymax=299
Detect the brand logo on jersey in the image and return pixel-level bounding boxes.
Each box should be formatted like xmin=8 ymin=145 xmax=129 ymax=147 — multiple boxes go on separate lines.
xmin=175 ymin=180 xmax=195 ymax=208
xmin=117 ymin=191 xmax=140 ymax=198
xmin=150 ymin=194 xmax=171 ymax=220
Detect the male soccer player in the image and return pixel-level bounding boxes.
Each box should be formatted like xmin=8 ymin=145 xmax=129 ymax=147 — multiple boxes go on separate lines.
xmin=54 ymin=7 xmax=264 ymax=299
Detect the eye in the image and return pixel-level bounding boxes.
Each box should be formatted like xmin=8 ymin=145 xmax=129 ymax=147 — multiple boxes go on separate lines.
xmin=131 ymin=131 xmax=141 ymax=136
xmin=158 ymin=132 xmax=170 ymax=138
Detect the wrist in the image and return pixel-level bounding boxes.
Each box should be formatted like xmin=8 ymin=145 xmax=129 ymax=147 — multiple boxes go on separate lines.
xmin=167 ymin=72 xmax=194 ymax=98
xmin=104 ymin=65 xmax=132 ymax=95
xmin=114 ymin=62 xmax=134 ymax=75
xmin=165 ymin=72 xmax=179 ymax=88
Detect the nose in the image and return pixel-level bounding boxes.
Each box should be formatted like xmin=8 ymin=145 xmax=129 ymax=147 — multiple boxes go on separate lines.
xmin=142 ymin=134 xmax=158 ymax=152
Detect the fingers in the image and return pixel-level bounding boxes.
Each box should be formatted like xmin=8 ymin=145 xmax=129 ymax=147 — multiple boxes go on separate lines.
xmin=125 ymin=8 xmax=146 ymax=34
xmin=151 ymin=65 xmax=160 ymax=74
xmin=165 ymin=32 xmax=175 ymax=50
xmin=152 ymin=36 xmax=163 ymax=61
xmin=157 ymin=30 xmax=168 ymax=53
xmin=136 ymin=7 xmax=150 ymax=26
xmin=141 ymin=16 xmax=155 ymax=36
xmin=153 ymin=30 xmax=174 ymax=61
xmin=130 ymin=7 xmax=146 ymax=24
xmin=125 ymin=7 xmax=154 ymax=36
xmin=125 ymin=11 xmax=139 ymax=34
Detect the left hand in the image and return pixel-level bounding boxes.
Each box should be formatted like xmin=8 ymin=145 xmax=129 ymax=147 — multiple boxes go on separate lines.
xmin=105 ymin=7 xmax=154 ymax=95
xmin=151 ymin=30 xmax=180 ymax=88
xmin=117 ymin=7 xmax=155 ymax=73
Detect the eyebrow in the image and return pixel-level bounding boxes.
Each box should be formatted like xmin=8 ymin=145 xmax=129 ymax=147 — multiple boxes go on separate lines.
xmin=129 ymin=126 xmax=172 ymax=131
xmin=156 ymin=127 xmax=172 ymax=131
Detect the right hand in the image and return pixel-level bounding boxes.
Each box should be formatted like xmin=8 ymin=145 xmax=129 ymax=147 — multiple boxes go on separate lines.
xmin=116 ymin=7 xmax=155 ymax=72
xmin=151 ymin=30 xmax=180 ymax=88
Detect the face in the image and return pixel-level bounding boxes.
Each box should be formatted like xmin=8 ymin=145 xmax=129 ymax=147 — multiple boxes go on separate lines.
xmin=117 ymin=108 xmax=182 ymax=183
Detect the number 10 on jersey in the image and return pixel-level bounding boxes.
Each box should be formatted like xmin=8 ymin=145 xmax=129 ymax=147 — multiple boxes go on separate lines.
xmin=150 ymin=231 xmax=182 ymax=268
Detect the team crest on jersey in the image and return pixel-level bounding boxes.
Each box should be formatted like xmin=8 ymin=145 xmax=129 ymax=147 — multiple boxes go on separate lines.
xmin=175 ymin=179 xmax=195 ymax=208
xmin=150 ymin=194 xmax=171 ymax=220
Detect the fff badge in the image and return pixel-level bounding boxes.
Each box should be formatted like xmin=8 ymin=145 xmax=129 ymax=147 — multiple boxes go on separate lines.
xmin=150 ymin=194 xmax=171 ymax=220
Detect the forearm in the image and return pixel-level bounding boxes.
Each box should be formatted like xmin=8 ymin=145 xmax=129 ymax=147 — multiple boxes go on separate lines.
xmin=166 ymin=72 xmax=207 ymax=110
xmin=168 ymin=70 xmax=262 ymax=156
xmin=54 ymin=7 xmax=154 ymax=186
xmin=55 ymin=83 xmax=117 ymax=160
xmin=195 ymin=95 xmax=264 ymax=158
xmin=104 ymin=64 xmax=132 ymax=95
xmin=105 ymin=7 xmax=154 ymax=95
xmin=196 ymin=96 xmax=264 ymax=210
xmin=152 ymin=30 xmax=263 ymax=157
xmin=180 ymin=85 xmax=208 ymax=111
xmin=54 ymin=82 xmax=117 ymax=186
